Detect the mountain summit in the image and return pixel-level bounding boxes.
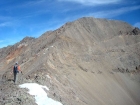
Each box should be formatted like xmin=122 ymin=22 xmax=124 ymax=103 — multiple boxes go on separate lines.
xmin=0 ymin=17 xmax=140 ymax=105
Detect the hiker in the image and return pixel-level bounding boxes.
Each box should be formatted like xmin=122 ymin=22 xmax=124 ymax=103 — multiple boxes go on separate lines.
xmin=13 ymin=62 xmax=22 ymax=84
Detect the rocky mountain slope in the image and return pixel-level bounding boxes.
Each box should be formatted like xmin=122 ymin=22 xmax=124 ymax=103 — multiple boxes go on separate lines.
xmin=0 ymin=17 xmax=140 ymax=105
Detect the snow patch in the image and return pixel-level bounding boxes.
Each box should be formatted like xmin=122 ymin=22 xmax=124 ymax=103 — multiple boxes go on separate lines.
xmin=18 ymin=43 xmax=28 ymax=48
xmin=19 ymin=83 xmax=63 ymax=105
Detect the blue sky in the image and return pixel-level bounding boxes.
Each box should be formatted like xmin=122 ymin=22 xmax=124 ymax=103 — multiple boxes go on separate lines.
xmin=0 ymin=0 xmax=140 ymax=48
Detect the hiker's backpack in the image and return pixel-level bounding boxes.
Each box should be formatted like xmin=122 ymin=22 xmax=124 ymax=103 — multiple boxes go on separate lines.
xmin=13 ymin=66 xmax=19 ymax=73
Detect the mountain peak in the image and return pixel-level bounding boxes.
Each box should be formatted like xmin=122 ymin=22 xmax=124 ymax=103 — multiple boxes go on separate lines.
xmin=0 ymin=17 xmax=140 ymax=105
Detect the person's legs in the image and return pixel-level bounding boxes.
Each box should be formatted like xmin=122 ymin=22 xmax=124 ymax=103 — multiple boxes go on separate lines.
xmin=14 ymin=72 xmax=18 ymax=84
xmin=16 ymin=73 xmax=18 ymax=83
xmin=14 ymin=72 xmax=16 ymax=83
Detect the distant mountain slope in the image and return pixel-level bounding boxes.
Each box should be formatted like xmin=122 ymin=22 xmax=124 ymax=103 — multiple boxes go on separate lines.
xmin=0 ymin=17 xmax=140 ymax=105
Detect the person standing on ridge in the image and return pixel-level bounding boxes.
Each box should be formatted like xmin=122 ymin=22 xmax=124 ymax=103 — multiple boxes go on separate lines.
xmin=13 ymin=62 xmax=22 ymax=84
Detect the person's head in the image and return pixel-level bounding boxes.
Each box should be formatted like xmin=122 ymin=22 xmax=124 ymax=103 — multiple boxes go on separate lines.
xmin=15 ymin=62 xmax=18 ymax=65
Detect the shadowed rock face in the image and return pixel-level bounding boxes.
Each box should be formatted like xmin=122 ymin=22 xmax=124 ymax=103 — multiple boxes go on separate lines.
xmin=0 ymin=17 xmax=140 ymax=105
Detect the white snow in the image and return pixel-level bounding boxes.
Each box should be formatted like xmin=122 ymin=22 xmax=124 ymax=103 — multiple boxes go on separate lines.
xmin=19 ymin=83 xmax=63 ymax=105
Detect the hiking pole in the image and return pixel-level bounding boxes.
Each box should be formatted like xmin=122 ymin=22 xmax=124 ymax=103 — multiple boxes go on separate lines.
xmin=19 ymin=71 xmax=23 ymax=84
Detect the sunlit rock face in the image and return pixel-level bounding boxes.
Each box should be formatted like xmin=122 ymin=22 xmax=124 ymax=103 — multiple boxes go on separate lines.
xmin=0 ymin=17 xmax=140 ymax=105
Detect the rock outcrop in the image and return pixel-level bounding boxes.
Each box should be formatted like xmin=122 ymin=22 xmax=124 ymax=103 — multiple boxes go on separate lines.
xmin=0 ymin=17 xmax=140 ymax=105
